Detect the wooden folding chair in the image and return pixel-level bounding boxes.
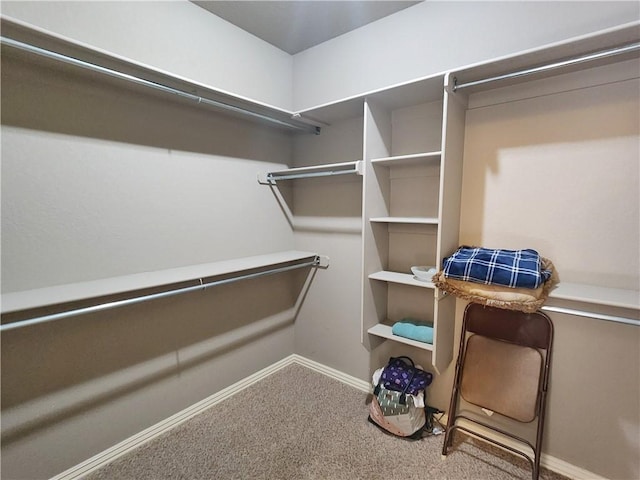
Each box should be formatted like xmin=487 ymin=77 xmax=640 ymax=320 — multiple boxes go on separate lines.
xmin=442 ymin=303 xmax=554 ymax=480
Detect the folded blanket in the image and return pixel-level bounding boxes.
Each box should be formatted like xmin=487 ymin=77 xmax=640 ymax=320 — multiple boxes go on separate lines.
xmin=442 ymin=246 xmax=552 ymax=289
xmin=434 ymin=256 xmax=559 ymax=313
xmin=392 ymin=318 xmax=434 ymax=344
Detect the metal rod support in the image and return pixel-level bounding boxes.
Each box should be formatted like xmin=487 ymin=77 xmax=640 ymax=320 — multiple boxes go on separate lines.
xmin=0 ymin=36 xmax=319 ymax=134
xmin=541 ymin=305 xmax=639 ymax=327
xmin=0 ymin=258 xmax=319 ymax=332
xmin=454 ymin=42 xmax=640 ymax=91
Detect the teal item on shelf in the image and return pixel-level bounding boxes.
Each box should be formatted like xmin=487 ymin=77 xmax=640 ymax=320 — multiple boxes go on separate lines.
xmin=392 ymin=318 xmax=434 ymax=344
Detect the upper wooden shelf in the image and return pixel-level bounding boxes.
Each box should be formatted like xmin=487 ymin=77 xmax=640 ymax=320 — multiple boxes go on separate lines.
xmin=451 ymin=21 xmax=639 ymax=94
xmin=0 ymin=16 xmax=319 ymax=134
xmin=371 ymin=152 xmax=441 ymax=167
xmin=1 ymin=251 xmax=320 ymax=314
xmin=549 ymin=282 xmax=639 ymax=310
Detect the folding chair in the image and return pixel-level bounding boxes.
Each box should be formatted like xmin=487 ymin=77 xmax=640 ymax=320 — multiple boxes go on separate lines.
xmin=442 ymin=303 xmax=554 ymax=480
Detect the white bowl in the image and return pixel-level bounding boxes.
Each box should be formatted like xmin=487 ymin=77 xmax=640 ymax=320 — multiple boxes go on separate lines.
xmin=411 ymin=266 xmax=437 ymax=281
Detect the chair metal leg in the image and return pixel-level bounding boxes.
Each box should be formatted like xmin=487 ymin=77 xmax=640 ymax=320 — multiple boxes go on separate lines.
xmin=443 ymin=313 xmax=470 ymax=457
xmin=442 ymin=385 xmax=460 ymax=455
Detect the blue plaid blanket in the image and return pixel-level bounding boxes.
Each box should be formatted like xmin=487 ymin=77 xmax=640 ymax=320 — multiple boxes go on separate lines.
xmin=442 ymin=247 xmax=551 ymax=289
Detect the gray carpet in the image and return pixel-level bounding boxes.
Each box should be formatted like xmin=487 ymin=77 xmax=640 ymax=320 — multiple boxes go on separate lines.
xmin=84 ymin=363 xmax=569 ymax=480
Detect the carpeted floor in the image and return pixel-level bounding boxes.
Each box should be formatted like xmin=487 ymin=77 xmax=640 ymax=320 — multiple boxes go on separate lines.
xmin=84 ymin=363 xmax=569 ymax=479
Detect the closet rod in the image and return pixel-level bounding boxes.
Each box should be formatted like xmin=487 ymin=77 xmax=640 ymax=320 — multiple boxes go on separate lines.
xmin=453 ymin=41 xmax=640 ymax=91
xmin=0 ymin=36 xmax=319 ymax=134
xmin=0 ymin=257 xmax=320 ymax=333
xmin=267 ymin=168 xmax=360 ymax=182
xmin=541 ymin=306 xmax=639 ymax=327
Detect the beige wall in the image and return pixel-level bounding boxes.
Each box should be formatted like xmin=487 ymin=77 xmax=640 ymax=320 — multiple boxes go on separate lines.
xmin=1 ymin=3 xmax=301 ymax=478
xmin=0 ymin=0 xmax=293 ymax=110
xmin=460 ymin=61 xmax=639 ymax=290
xmin=456 ymin=62 xmax=640 ymax=479
xmin=292 ymin=1 xmax=639 ymax=110
xmin=290 ymin=117 xmax=370 ymax=378
xmin=1 ymin=276 xmax=304 ymax=479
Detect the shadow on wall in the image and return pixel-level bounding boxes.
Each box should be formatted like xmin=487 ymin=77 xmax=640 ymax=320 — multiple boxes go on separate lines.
xmin=0 ymin=49 xmax=295 ymax=162
xmin=264 ymin=173 xmax=364 ymax=234
xmin=460 ymin=72 xmax=640 ymax=257
xmin=0 ymin=266 xmax=316 ymax=446
xmin=262 ymin=115 xmax=365 ymax=234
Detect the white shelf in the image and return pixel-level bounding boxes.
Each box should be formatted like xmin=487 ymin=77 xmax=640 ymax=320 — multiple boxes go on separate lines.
xmin=369 ymin=271 xmax=436 ymax=289
xmin=1 ymin=16 xmax=318 ymax=134
xmin=371 ymin=151 xmax=441 ymax=167
xmin=450 ymin=22 xmax=640 ymax=95
xmin=1 ymin=250 xmax=319 ymax=314
xmin=292 ymin=216 xmax=362 ymax=234
xmin=367 ymin=323 xmax=434 ymax=351
xmin=549 ymin=282 xmax=639 ymax=310
xmin=294 ymin=72 xmax=446 ymax=125
xmin=370 ymin=216 xmax=439 ymax=225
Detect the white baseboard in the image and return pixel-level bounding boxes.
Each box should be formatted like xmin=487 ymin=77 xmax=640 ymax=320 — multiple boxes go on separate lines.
xmin=288 ymin=354 xmax=371 ymax=393
xmin=50 ymin=355 xmax=297 ymax=480
xmin=542 ymin=456 xmax=608 ymax=480
xmin=441 ymin=414 xmax=608 ymax=480
xmin=51 ymin=355 xmax=604 ymax=480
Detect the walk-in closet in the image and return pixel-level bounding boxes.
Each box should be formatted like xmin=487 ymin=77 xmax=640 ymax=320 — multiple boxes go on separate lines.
xmin=1 ymin=2 xmax=639 ymax=480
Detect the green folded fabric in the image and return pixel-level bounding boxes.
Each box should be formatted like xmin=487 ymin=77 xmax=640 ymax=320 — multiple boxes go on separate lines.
xmin=392 ymin=318 xmax=434 ymax=344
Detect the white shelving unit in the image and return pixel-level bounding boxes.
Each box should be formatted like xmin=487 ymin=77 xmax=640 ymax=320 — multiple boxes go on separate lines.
xmin=352 ymin=22 xmax=640 ymax=370
xmin=359 ymin=73 xmax=466 ymax=373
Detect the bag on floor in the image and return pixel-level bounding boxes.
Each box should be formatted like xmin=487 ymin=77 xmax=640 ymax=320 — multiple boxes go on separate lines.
xmin=369 ymin=385 xmax=426 ymax=439
xmin=379 ymin=356 xmax=433 ymax=395
xmin=368 ymin=356 xmax=433 ymax=439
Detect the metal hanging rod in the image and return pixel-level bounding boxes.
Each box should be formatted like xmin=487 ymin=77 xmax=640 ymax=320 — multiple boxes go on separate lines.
xmin=453 ymin=41 xmax=640 ymax=91
xmin=259 ymin=161 xmax=364 ymax=184
xmin=0 ymin=36 xmax=319 ymax=134
xmin=541 ymin=305 xmax=639 ymax=327
xmin=268 ymin=168 xmax=359 ymax=182
xmin=0 ymin=257 xmax=321 ymax=332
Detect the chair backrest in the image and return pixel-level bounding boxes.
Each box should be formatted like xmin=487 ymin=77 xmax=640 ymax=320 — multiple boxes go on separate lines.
xmin=464 ymin=303 xmax=552 ymax=349
xmin=459 ymin=304 xmax=553 ymax=423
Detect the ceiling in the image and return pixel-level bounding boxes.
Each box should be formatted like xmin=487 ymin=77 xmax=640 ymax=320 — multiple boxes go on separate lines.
xmin=192 ymin=1 xmax=422 ymax=55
